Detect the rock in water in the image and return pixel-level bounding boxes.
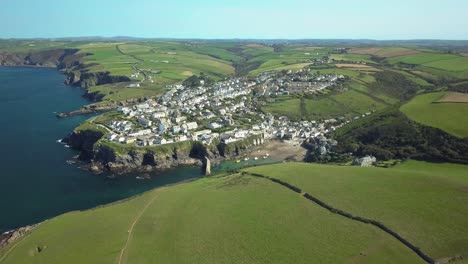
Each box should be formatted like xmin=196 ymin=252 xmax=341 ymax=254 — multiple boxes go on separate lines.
xmin=205 ymin=156 xmax=211 ymax=176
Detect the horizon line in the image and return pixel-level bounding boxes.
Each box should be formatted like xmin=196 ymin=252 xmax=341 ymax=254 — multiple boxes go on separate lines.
xmin=1 ymin=36 xmax=468 ymax=42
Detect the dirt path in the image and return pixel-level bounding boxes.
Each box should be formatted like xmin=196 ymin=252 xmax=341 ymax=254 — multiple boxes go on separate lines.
xmin=117 ymin=194 xmax=158 ymax=264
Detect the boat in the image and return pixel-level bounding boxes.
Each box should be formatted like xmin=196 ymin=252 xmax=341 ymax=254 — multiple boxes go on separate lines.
xmin=136 ymin=176 xmax=145 ymax=180
xmin=244 ymin=157 xmax=250 ymax=161
xmin=236 ymin=160 xmax=241 ymax=163
xmin=265 ymin=153 xmax=270 ymax=157
xmin=263 ymin=156 xmax=267 ymax=159
xmin=66 ymin=160 xmax=76 ymax=165
xmin=64 ymin=145 xmax=71 ymax=148
xmin=254 ymin=157 xmax=258 ymax=160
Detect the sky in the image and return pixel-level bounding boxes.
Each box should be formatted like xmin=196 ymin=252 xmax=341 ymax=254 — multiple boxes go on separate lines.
xmin=1 ymin=0 xmax=468 ymax=40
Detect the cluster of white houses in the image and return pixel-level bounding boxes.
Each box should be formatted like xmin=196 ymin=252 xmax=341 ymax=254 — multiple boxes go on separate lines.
xmin=102 ymin=71 xmax=356 ymax=148
xmin=256 ymin=69 xmax=345 ymax=96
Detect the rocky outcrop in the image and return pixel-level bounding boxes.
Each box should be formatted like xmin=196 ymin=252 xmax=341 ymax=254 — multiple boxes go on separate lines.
xmin=0 ymin=226 xmax=35 ymax=249
xmin=65 ymin=129 xmax=105 ymax=160
xmin=64 ymin=71 xmax=130 ymax=88
xmin=0 ymin=48 xmax=131 ymax=90
xmin=0 ymin=49 xmax=79 ymax=67
xmin=65 ymin=129 xmax=264 ymax=174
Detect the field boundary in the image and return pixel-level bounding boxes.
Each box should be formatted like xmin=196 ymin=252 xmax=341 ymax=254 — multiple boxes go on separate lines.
xmin=243 ymin=172 xmax=435 ymax=264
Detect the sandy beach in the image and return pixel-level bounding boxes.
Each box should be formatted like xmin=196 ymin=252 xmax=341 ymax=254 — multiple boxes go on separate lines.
xmin=246 ymin=139 xmax=307 ymax=162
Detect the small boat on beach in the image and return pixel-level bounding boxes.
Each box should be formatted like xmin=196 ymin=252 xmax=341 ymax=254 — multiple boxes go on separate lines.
xmin=244 ymin=157 xmax=250 ymax=161
xmin=254 ymin=157 xmax=258 ymax=160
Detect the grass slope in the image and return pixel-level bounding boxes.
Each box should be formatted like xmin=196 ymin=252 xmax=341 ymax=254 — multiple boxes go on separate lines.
xmin=400 ymin=92 xmax=468 ymax=138
xmin=244 ymin=161 xmax=468 ymax=260
xmin=0 ymin=170 xmax=427 ymax=264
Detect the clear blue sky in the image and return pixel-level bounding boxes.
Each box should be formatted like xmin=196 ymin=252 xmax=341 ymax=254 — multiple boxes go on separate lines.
xmin=2 ymin=0 xmax=468 ymax=39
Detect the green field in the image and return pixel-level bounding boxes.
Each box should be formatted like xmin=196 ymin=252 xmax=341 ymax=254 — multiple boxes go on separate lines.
xmin=9 ymin=162 xmax=468 ymax=263
xmin=330 ymin=53 xmax=374 ymax=63
xmin=2 ymin=161 xmax=467 ymax=263
xmin=400 ymin=92 xmax=468 ymax=138
xmin=244 ymin=161 xmax=468 ymax=260
xmin=262 ymin=87 xmax=386 ymax=121
xmin=386 ymin=53 xmax=459 ymax=66
xmin=261 ymin=96 xmax=302 ymax=120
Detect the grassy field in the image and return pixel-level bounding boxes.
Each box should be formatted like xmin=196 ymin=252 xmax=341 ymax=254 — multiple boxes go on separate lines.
xmin=349 ymin=47 xmax=420 ymax=58
xmin=261 ymin=96 xmax=302 ymax=120
xmin=400 ymin=92 xmax=468 ymax=138
xmin=329 ymin=53 xmax=374 ymax=63
xmin=78 ymin=42 xmax=235 ymax=81
xmin=262 ymin=86 xmax=387 ymax=121
xmin=244 ymin=161 xmax=468 ymax=260
xmin=1 ymin=164 xmax=440 ymax=264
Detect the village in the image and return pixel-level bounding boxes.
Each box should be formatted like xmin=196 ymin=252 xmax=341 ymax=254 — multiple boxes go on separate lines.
xmin=103 ymin=68 xmax=358 ymax=149
xmin=256 ymin=68 xmax=345 ymax=96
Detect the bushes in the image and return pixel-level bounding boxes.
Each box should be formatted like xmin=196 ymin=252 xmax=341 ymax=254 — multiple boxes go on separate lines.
xmin=369 ymin=71 xmax=420 ymax=100
xmin=333 ymin=109 xmax=468 ymax=164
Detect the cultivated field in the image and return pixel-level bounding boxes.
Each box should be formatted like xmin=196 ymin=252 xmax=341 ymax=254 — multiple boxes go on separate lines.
xmin=349 ymin=47 xmax=421 ymax=58
xmin=436 ymin=92 xmax=468 ymax=103
xmin=400 ymin=92 xmax=468 ymax=138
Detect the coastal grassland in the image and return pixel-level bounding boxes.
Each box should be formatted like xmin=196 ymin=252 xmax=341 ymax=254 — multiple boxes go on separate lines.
xmin=400 ymin=92 xmax=468 ymax=138
xmin=74 ymin=121 xmax=108 ymax=134
xmin=96 ymin=139 xmax=195 ymax=157
xmin=86 ymin=82 xmax=166 ymax=105
xmin=0 ymin=40 xmax=80 ymax=53
xmin=77 ymin=43 xmax=138 ymax=76
xmin=78 ymin=42 xmax=236 ymax=82
xmin=66 ymin=42 xmax=240 ymax=105
xmin=244 ymin=161 xmax=468 ymax=260
xmin=0 ymin=169 xmax=425 ymax=264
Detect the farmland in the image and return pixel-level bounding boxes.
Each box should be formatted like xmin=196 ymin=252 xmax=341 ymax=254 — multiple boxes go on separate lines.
xmin=349 ymin=47 xmax=421 ymax=58
xmin=6 ymin=161 xmax=468 ymax=263
xmin=2 ymin=161 xmax=467 ymax=263
xmin=400 ymin=92 xmax=468 ymax=138
xmin=261 ymin=79 xmax=390 ymax=121
xmin=244 ymin=161 xmax=468 ymax=261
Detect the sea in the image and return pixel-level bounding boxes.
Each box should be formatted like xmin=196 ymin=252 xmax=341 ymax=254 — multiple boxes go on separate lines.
xmin=0 ymin=67 xmax=273 ymax=233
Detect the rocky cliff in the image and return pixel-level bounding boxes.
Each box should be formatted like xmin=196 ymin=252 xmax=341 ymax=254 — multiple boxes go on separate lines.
xmin=0 ymin=49 xmax=80 ymax=67
xmin=66 ymin=129 xmax=264 ymax=174
xmin=0 ymin=49 xmax=130 ymax=89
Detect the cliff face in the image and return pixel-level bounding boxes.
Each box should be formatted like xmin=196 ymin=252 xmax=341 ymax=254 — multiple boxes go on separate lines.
xmin=64 ymin=71 xmax=130 ymax=88
xmin=0 ymin=49 xmax=79 ymax=67
xmin=0 ymin=49 xmax=130 ymax=89
xmin=66 ymin=129 xmax=264 ymax=174
xmin=65 ymin=129 xmax=105 ymax=160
